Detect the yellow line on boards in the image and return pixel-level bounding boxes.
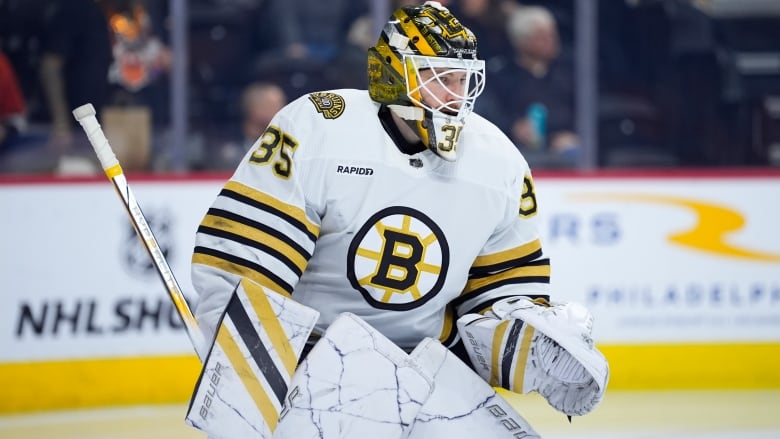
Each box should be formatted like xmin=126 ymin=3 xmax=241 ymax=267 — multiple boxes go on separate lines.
xmin=1 ymin=355 xmax=200 ymax=413
xmin=2 ymin=343 xmax=779 ymax=413
xmin=600 ymin=342 xmax=780 ymax=390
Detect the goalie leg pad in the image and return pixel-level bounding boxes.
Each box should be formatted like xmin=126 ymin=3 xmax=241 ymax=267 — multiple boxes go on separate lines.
xmin=185 ymin=279 xmax=320 ymax=439
xmin=272 ymin=312 xmax=434 ymax=439
xmin=406 ymin=338 xmax=541 ymax=439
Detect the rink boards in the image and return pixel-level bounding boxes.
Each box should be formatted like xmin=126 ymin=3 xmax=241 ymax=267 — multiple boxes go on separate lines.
xmin=1 ymin=171 xmax=778 ymax=412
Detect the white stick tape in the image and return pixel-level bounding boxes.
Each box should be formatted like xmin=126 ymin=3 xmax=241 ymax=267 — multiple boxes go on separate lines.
xmin=72 ymin=103 xmax=119 ymax=171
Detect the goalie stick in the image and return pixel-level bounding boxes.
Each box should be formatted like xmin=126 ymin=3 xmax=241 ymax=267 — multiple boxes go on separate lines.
xmin=72 ymin=103 xmax=208 ymax=361
xmin=73 ymin=104 xmax=318 ymax=438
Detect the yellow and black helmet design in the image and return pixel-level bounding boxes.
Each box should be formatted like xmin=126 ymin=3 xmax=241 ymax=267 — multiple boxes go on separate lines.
xmin=368 ymin=1 xmax=486 ymax=161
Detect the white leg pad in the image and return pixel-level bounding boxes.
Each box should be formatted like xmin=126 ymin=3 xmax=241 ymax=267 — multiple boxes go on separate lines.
xmin=407 ymin=338 xmax=542 ymax=439
xmin=185 ymin=279 xmax=320 ymax=439
xmin=272 ymin=312 xmax=434 ymax=439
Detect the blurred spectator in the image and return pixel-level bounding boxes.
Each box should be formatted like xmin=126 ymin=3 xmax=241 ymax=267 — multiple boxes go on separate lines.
xmin=209 ymin=81 xmax=287 ymax=170
xmin=241 ymin=82 xmax=287 ymax=142
xmin=512 ymin=0 xmax=575 ymax=49
xmin=484 ymin=5 xmax=578 ymax=167
xmin=38 ymin=0 xmax=112 ymax=155
xmin=0 ymin=51 xmax=27 ymax=153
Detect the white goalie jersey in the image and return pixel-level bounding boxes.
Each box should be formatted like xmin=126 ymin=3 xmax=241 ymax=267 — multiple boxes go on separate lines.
xmin=191 ymin=89 xmax=550 ymax=352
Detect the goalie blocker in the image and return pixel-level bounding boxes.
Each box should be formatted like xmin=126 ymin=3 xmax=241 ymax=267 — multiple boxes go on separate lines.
xmin=457 ymin=296 xmax=609 ymax=416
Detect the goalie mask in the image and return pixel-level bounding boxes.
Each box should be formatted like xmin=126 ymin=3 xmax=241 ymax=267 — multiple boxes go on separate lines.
xmin=368 ymin=1 xmax=486 ymax=161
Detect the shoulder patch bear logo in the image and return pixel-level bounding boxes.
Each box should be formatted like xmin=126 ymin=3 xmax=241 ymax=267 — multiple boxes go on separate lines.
xmin=308 ymin=92 xmax=346 ymax=119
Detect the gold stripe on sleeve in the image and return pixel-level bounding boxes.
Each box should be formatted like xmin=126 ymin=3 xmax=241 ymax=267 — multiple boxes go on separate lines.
xmin=223 ymin=180 xmax=320 ymax=238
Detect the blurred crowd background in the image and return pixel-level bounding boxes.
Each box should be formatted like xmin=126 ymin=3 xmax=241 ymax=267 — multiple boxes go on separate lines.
xmin=1 ymin=0 xmax=780 ymax=174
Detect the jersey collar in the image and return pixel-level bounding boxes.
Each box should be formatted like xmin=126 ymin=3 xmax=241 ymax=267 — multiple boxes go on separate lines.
xmin=378 ymin=105 xmax=426 ymax=156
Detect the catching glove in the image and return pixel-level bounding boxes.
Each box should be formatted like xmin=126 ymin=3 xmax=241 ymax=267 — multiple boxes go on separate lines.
xmin=457 ymin=296 xmax=609 ymax=416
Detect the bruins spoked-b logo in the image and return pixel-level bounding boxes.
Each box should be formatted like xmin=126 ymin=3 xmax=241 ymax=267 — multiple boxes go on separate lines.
xmin=308 ymin=92 xmax=345 ymax=119
xmin=347 ymin=207 xmax=450 ymax=310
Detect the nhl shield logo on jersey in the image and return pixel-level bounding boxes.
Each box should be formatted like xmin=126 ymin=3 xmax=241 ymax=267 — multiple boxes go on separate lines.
xmin=308 ymin=92 xmax=346 ymax=119
xmin=347 ymin=206 xmax=450 ymax=310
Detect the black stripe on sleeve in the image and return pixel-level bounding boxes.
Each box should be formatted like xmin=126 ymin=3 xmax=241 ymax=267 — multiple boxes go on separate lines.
xmin=220 ymin=189 xmax=318 ymax=242
xmin=451 ymin=277 xmax=551 ymax=310
xmin=459 ymin=294 xmax=551 ymax=316
xmin=194 ymin=246 xmax=294 ymax=295
xmin=207 ymin=208 xmax=314 ymax=257
xmin=469 ymin=255 xmax=547 ymax=278
xmin=198 ymin=225 xmax=306 ymax=277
